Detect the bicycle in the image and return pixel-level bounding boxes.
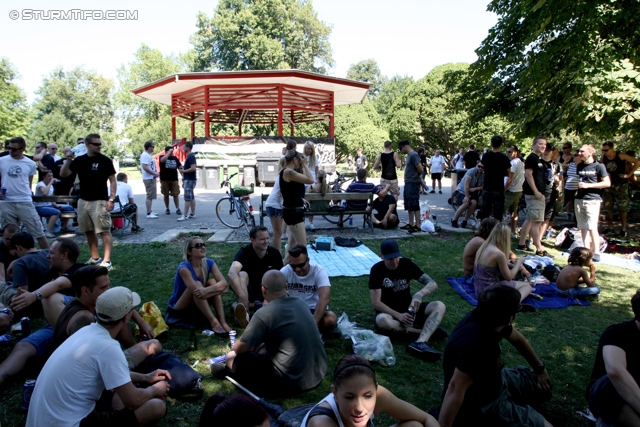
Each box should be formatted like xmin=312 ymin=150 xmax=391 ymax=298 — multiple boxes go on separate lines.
xmin=215 ymin=173 xmax=256 ymax=233
xmin=321 ymin=171 xmax=354 ymax=224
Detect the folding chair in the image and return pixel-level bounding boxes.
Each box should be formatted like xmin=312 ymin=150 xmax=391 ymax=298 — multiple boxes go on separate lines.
xmin=110 ymin=195 xmax=136 ymax=236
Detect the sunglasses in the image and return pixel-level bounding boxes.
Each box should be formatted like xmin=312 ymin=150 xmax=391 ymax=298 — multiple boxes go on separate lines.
xmin=190 ymin=242 xmax=206 ymax=249
xmin=8 ymin=147 xmax=22 ymax=152
xmin=290 ymin=259 xmax=308 ymax=269
xmin=88 ymin=142 xmax=102 ymax=147
xmin=602 ymin=149 xmax=609 ymax=152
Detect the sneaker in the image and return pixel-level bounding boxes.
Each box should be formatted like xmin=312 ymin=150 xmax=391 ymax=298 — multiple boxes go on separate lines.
xmin=407 ymin=341 xmax=441 ymax=362
xmin=99 ymin=261 xmax=112 ymax=271
xmin=131 ymin=225 xmax=144 ymax=232
xmin=85 ymin=257 xmax=102 ymax=265
xmin=188 ymin=214 xmax=196 ymax=219
xmin=516 ymin=244 xmax=532 ymax=252
xmin=165 ymin=209 xmax=170 ymax=215
xmin=409 ymin=225 xmax=422 ymax=234
xmin=177 ymin=215 xmax=188 ymax=221
xmin=460 ymin=220 xmax=467 ymax=228
xmin=438 ymin=190 xmax=442 ymax=194
xmin=429 ymin=190 xmax=435 ymax=194
xmin=602 ymin=228 xmax=614 ymax=235
xmin=619 ymin=230 xmax=628 ymax=238
xmin=176 ymin=209 xmax=182 ymax=215
xmin=535 ymin=250 xmax=554 ymax=258
xmin=234 ymin=302 xmax=249 ymax=328
xmin=400 ymin=224 xmax=413 ymax=230
xmin=450 ymin=218 xmax=459 ymax=228
xmin=309 ymin=223 xmax=316 ymax=231
xmin=45 ymin=231 xmax=56 ymax=238
xmin=146 ymin=212 xmax=159 ymax=219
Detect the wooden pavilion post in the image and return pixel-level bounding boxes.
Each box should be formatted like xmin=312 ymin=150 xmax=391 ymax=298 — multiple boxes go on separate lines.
xmin=277 ymin=85 xmax=283 ymax=136
xmin=204 ymin=86 xmax=210 ymax=137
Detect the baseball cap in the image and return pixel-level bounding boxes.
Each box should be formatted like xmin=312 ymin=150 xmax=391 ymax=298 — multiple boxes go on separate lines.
xmin=398 ymin=140 xmax=410 ymax=149
xmin=381 ymin=239 xmax=402 ymax=260
xmin=165 ymin=146 xmax=173 ymax=152
xmin=96 ymin=287 xmax=141 ymax=322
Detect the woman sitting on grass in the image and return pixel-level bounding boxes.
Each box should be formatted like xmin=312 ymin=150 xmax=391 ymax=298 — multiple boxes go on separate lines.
xmin=473 ymin=223 xmax=532 ymax=302
xmin=302 ymin=354 xmax=438 ymax=427
xmin=556 ymin=246 xmax=599 ymax=298
xmin=166 ymin=237 xmax=231 ymax=336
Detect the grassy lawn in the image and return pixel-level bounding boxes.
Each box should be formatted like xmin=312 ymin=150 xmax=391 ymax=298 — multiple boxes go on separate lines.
xmin=1 ymin=234 xmax=636 ymax=426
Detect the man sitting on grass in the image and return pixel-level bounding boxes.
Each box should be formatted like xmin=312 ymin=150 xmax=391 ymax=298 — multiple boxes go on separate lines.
xmin=439 ymin=284 xmax=552 ymax=427
xmin=369 ymin=239 xmax=447 ymax=362
xmin=587 ymin=289 xmax=640 ymax=427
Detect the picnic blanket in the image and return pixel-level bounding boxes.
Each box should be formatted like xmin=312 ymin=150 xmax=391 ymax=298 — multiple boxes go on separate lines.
xmin=307 ymin=243 xmax=380 ymax=277
xmin=446 ymin=276 xmax=591 ymax=309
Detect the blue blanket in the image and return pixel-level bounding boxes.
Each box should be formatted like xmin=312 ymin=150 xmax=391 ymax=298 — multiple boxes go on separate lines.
xmin=307 ymin=244 xmax=380 ymax=277
xmin=446 ymin=276 xmax=591 ymax=309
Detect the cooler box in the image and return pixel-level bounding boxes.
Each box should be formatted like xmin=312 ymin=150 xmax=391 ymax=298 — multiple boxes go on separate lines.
xmin=316 ymin=236 xmax=335 ymax=251
xmin=112 ymin=217 xmax=124 ymax=229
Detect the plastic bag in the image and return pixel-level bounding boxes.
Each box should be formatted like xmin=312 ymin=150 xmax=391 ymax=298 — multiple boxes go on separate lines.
xmin=337 ymin=313 xmax=395 ymax=366
xmin=421 ymin=219 xmax=435 ymax=233
xmin=138 ymin=301 xmax=168 ymax=337
xmin=419 ymin=200 xmax=431 ymax=221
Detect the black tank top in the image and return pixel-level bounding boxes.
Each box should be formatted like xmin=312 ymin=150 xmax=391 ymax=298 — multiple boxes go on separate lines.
xmin=279 ymin=169 xmax=305 ymax=208
xmin=50 ymin=299 xmax=93 ymax=353
xmin=604 ymin=152 xmax=627 ymax=185
xmin=380 ymin=152 xmax=397 ymax=180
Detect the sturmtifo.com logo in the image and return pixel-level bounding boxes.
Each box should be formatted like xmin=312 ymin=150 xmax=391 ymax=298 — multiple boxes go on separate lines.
xmin=9 ymin=9 xmax=138 ymax=20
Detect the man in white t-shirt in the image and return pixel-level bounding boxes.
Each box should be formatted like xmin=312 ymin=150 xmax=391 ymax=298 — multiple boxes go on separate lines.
xmin=504 ymin=144 xmax=525 ymax=235
xmin=429 ymin=149 xmax=447 ymax=194
xmin=140 ymin=141 xmax=159 ymax=219
xmin=451 ymin=147 xmax=465 ymax=170
xmin=280 ymin=244 xmax=337 ymax=332
xmin=109 ymin=173 xmax=143 ymax=232
xmin=26 ymin=287 xmax=169 ymax=427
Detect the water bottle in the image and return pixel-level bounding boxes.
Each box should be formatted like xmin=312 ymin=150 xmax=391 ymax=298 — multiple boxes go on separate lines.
xmin=208 ymin=354 xmax=227 ymax=365
xmin=407 ymin=306 xmax=415 ymax=320
xmin=21 ymin=317 xmax=31 ymax=338
xmin=229 ymin=330 xmax=237 ymax=347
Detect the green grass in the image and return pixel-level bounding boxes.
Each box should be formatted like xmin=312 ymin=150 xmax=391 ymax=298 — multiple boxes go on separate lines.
xmin=119 ymin=165 xmax=142 ymax=181
xmin=1 ymin=235 xmax=636 ymax=426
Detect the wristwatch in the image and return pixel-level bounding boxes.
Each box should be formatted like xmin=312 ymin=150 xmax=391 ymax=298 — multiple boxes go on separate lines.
xmin=34 ymin=291 xmax=43 ymax=301
xmin=108 ymin=199 xmax=115 ymax=203
xmin=533 ymin=361 xmax=546 ymax=374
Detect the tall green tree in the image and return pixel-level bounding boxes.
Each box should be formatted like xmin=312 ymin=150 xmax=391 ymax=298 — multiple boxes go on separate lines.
xmin=388 ymin=63 xmax=515 ymax=157
xmin=32 ymin=67 xmax=114 ymax=134
xmin=467 ymin=0 xmax=640 ymax=142
xmin=346 ymin=59 xmax=384 ymax=99
xmin=0 ymin=58 xmax=31 ymax=141
xmin=334 ymin=99 xmax=388 ymax=164
xmin=190 ymin=0 xmax=334 ymax=72
xmin=374 ymin=74 xmax=414 ymax=120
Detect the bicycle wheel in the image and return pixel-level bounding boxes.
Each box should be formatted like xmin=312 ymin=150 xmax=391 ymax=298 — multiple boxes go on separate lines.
xmin=240 ymin=200 xmax=256 ymax=233
xmin=216 ymin=197 xmax=243 ymax=229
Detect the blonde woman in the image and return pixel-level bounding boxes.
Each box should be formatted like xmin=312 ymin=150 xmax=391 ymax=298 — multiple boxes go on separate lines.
xmin=473 ymin=223 xmax=531 ymax=301
xmin=305 ymin=169 xmax=330 ymax=231
xmin=281 ymin=150 xmax=314 ymax=263
xmin=304 ymin=141 xmax=320 ymax=183
xmin=167 ymin=237 xmax=231 ymax=335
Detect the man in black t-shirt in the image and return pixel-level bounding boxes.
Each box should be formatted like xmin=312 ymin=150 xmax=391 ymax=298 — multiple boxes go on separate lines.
xmin=517 ymin=137 xmax=548 ymax=256
xmin=60 ymin=134 xmax=116 ymax=270
xmin=480 ymin=135 xmax=512 ymax=221
xmin=159 ymin=146 xmax=182 ymax=215
xmin=53 ymin=147 xmax=76 ymax=196
xmin=228 ymin=226 xmax=283 ymax=327
xmin=587 ymin=289 xmax=640 ymax=426
xmin=463 ymin=144 xmax=480 ymax=169
xmin=369 ymin=239 xmax=446 ymax=362
xmin=35 ymin=142 xmax=56 ymax=182
xmin=575 ymin=144 xmax=610 ymax=262
xmin=371 ymin=193 xmax=399 ymax=229
xmin=439 ymin=284 xmax=552 ymax=427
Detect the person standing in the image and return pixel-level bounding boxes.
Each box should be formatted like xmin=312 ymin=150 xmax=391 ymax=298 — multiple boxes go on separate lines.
xmin=52 ymin=146 xmax=76 ymax=196
xmin=354 ymin=147 xmax=368 ymax=172
xmin=48 ymin=143 xmax=61 ymax=161
xmin=60 ymin=133 xmax=116 ymax=270
xmin=399 ymin=140 xmax=423 ymax=233
xmin=575 ymin=144 xmax=610 ymax=262
xmin=601 ymin=141 xmax=639 ymax=237
xmin=159 ymin=145 xmax=182 ymax=216
xmin=178 ymin=142 xmax=197 ymax=221
xmin=34 ymin=141 xmax=56 ymax=182
xmin=140 ymin=141 xmax=159 ymax=219
xmin=480 ymin=135 xmax=512 ymax=221
xmin=451 ymin=147 xmax=465 ymax=170
xmin=373 ymin=140 xmax=401 ymax=200
xmin=429 ymin=149 xmax=446 ymax=194
xmin=516 ymin=137 xmax=548 ymax=256
xmin=504 ymin=144 xmax=525 ymax=236
xmin=0 ymin=137 xmax=50 ymax=249
xmin=463 ymin=144 xmax=480 ymax=169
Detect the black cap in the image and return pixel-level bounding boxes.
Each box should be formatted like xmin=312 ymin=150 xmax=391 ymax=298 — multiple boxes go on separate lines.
xmin=398 ymin=140 xmax=410 ymax=149
xmin=381 ymin=239 xmax=402 ymax=259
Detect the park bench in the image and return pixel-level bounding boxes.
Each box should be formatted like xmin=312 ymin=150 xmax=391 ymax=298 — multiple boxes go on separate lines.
xmin=31 ymin=195 xmax=78 ymax=221
xmin=259 ymin=192 xmax=375 ymax=232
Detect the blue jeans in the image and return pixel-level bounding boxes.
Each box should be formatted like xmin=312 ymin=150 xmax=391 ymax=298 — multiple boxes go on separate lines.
xmin=36 ymin=204 xmax=74 ymax=218
xmin=557 ymin=286 xmax=600 ymax=298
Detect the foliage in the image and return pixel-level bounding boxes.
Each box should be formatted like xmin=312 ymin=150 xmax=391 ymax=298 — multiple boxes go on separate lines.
xmin=467 ymin=0 xmax=640 ymax=144
xmin=29 ymin=111 xmax=81 ymax=148
xmin=31 ymin=67 xmax=114 ymax=136
xmin=333 ymin=99 xmax=388 ymax=164
xmin=388 ymin=63 xmax=515 ymax=157
xmin=0 ymin=58 xmax=31 ymax=141
xmin=346 ymin=59 xmax=384 ymax=99
xmin=374 ymin=74 xmax=415 ymax=120
xmin=190 ymin=0 xmax=333 ymax=73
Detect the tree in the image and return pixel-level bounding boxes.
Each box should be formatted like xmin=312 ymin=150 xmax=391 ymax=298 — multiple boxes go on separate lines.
xmin=388 ymin=63 xmax=515 ymax=158
xmin=346 ymin=59 xmax=384 ymax=99
xmin=32 ymin=67 xmax=114 ymax=134
xmin=0 ymin=58 xmax=31 ymax=141
xmin=467 ymin=0 xmax=640 ymax=143
xmin=190 ymin=0 xmax=334 ymax=73
xmin=374 ymin=74 xmax=414 ymax=120
xmin=334 ymin=99 xmax=388 ymax=164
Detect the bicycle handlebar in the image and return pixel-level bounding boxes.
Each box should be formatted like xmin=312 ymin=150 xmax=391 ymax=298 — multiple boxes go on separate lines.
xmin=220 ymin=172 xmax=239 ymax=186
